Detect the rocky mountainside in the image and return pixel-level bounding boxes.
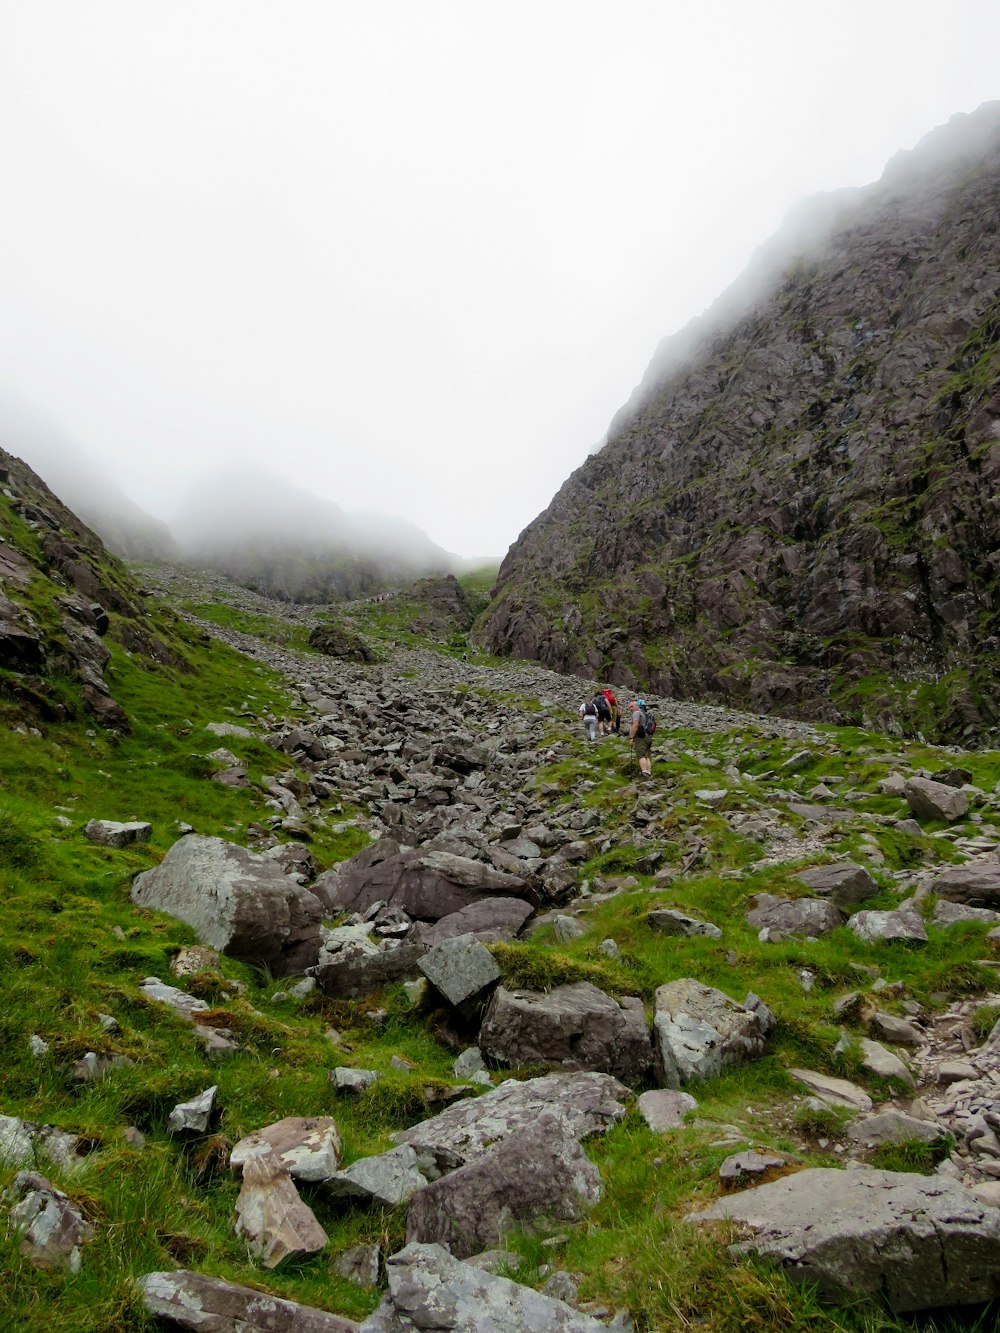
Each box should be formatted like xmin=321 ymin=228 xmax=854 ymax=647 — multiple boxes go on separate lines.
xmin=0 ymin=447 xmax=194 ymax=728
xmin=479 ymin=103 xmax=1000 ymax=745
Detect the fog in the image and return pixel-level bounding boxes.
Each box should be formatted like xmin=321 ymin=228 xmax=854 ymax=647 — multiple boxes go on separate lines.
xmin=0 ymin=1 xmax=997 ymax=558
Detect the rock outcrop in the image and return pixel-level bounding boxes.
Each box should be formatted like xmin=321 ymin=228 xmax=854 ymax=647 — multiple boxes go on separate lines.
xmin=477 ymin=103 xmax=1000 ymax=743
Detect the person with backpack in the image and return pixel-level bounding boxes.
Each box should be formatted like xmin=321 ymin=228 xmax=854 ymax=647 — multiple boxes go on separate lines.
xmin=602 ymin=686 xmax=621 ymax=733
xmin=628 ymin=698 xmax=655 ymax=778
xmin=579 ymin=698 xmax=599 ymax=742
xmin=593 ymin=691 xmax=612 ymax=735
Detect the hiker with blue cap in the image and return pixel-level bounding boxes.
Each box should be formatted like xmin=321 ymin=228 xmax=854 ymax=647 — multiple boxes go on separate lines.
xmin=628 ymin=699 xmax=654 ymax=779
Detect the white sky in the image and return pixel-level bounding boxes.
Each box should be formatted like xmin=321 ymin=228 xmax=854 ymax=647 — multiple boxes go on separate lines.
xmin=0 ymin=1 xmax=997 ymax=558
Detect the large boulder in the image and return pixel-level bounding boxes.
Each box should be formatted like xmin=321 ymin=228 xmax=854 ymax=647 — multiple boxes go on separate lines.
xmin=687 ymin=1167 xmax=1000 ymax=1314
xmin=405 ymin=1116 xmax=603 ymax=1259
xmin=393 ymin=1072 xmax=629 ymax=1172
xmin=137 ymin=1270 xmax=360 ymax=1331
xmin=418 ymin=934 xmax=501 ymax=1008
xmin=310 ymin=942 xmax=427 ymax=999
xmin=652 ymin=980 xmax=769 ymax=1088
xmin=230 ymin=1116 xmax=342 ymax=1183
xmin=794 ymin=862 xmax=877 ymax=907
xmin=930 ymin=863 xmax=1000 ymax=908
xmin=313 ymin=840 xmax=537 ymax=921
xmin=903 ymin=777 xmax=970 ymax=823
xmin=234 ymin=1154 xmax=328 ymax=1269
xmin=847 ymin=906 xmax=927 ymax=944
xmin=131 ymin=836 xmax=323 ymax=975
xmin=479 ymin=983 xmax=652 ymax=1085
xmin=746 ymin=893 xmax=844 ymax=939
xmin=358 ymin=1242 xmax=609 ymax=1331
xmin=414 ymin=896 xmax=535 ymax=946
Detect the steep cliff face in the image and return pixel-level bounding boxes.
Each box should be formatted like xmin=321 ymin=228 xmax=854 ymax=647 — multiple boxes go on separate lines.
xmin=478 ymin=105 xmax=1000 ymax=742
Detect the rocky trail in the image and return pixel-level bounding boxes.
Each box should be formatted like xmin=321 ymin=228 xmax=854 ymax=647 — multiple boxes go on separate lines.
xmin=9 ymin=563 xmax=1000 ymax=1329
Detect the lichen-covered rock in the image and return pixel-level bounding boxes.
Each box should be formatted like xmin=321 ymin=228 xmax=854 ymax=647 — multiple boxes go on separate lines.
xmin=137 ymin=1269 xmax=360 ymax=1330
xmin=652 ymin=979 xmax=769 ymax=1088
xmin=231 ymin=1116 xmax=342 ymax=1183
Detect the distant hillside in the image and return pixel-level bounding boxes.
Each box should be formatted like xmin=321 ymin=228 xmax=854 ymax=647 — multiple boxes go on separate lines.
xmin=478 ymin=103 xmax=1000 ymax=744
xmin=173 ymin=464 xmax=452 ymax=602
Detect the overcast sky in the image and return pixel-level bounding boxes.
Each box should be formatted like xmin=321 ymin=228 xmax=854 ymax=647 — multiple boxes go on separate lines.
xmin=0 ymin=2 xmax=997 ymax=558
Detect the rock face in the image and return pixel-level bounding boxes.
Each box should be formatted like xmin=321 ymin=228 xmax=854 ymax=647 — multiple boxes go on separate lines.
xmin=131 ymin=835 xmax=324 ymax=975
xmin=479 ymin=983 xmax=652 ymax=1085
xmin=476 ymin=104 xmax=1000 ymax=742
xmin=688 ymin=1167 xmax=1000 ymax=1314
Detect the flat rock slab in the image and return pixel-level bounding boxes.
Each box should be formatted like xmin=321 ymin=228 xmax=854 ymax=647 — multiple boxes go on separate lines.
xmin=405 ymin=1115 xmax=603 ymax=1259
xmin=231 ymin=1116 xmax=342 ymax=1183
xmin=132 ymin=835 xmax=323 ymax=976
xmin=788 ymin=1069 xmax=873 ymax=1113
xmin=646 ymin=908 xmax=722 ymax=939
xmin=394 ymin=1072 xmax=630 ymax=1172
xmin=235 ymin=1154 xmax=328 ymax=1269
xmin=846 ymin=1111 xmax=951 ymax=1149
xmin=325 ymin=1145 xmax=429 ymax=1208
xmin=85 ymin=819 xmax=152 ymax=847
xmin=358 ymin=1241 xmax=610 ymax=1332
xmin=636 ymin=1089 xmax=698 ymax=1131
xmin=139 ymin=975 xmax=210 ymax=1020
xmin=415 ymin=897 xmax=535 ymax=946
xmin=794 ymin=862 xmax=876 ymax=907
xmin=138 ymin=1269 xmax=360 ymax=1331
xmin=688 ymin=1167 xmax=1000 ymax=1314
xmin=479 ymin=983 xmax=652 ymax=1085
xmin=418 ymin=933 xmax=500 ymax=1007
xmin=932 ymin=899 xmax=1000 ymax=926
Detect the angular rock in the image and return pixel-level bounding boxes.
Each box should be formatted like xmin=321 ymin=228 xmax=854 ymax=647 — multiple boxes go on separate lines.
xmin=418 ymin=933 xmax=501 ymax=1008
xmin=794 ymin=862 xmax=877 ymax=907
xmin=859 ymin=1038 xmax=914 ymax=1086
xmin=139 ymin=975 xmax=211 ymax=1020
xmin=132 ymin=835 xmax=324 ymax=975
xmin=325 ymin=1145 xmax=429 ymax=1207
xmin=167 ymin=1086 xmax=218 ymax=1136
xmin=137 ymin=1269 xmax=360 ymax=1330
xmin=231 ymin=1116 xmax=342 ymax=1183
xmin=746 ymin=893 xmax=844 ymax=939
xmin=903 ymin=777 xmax=969 ymax=823
xmin=394 ymin=1072 xmax=629 ymax=1170
xmin=85 ymin=818 xmax=152 ymax=847
xmin=235 ymin=1153 xmax=328 ymax=1268
xmin=652 ymin=979 xmax=768 ymax=1088
xmin=868 ymin=1011 xmax=923 ymax=1046
xmin=359 ymin=1241 xmax=609 ymax=1332
xmin=848 ymin=906 xmax=927 ymax=944
xmin=416 ymin=897 xmax=535 ymax=946
xmin=0 ymin=1115 xmax=82 ymax=1172
xmin=406 ymin=1115 xmax=602 ymax=1259
xmin=719 ymin=1150 xmax=798 ymax=1189
xmin=687 ymin=1167 xmax=1000 ymax=1313
xmin=636 ymin=1089 xmax=698 ymax=1131
xmin=646 ymin=908 xmax=722 ymax=939
xmin=312 ymin=942 xmax=428 ymax=998
xmin=6 ymin=1170 xmax=93 ymax=1273
xmin=312 ymin=840 xmax=538 ymax=921
xmin=331 ymin=1244 xmax=381 ymax=1287
xmin=932 ymin=899 xmax=1000 ymax=926
xmin=331 ymin=1067 xmax=381 ymax=1093
xmin=930 ymin=863 xmax=1000 ymax=908
xmin=479 ymin=983 xmax=652 ymax=1086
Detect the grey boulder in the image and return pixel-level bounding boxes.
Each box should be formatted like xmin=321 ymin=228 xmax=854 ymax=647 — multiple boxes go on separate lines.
xmin=794 ymin=862 xmax=877 ymax=907
xmin=930 ymin=863 xmax=1000 ymax=908
xmin=932 ymin=898 xmax=1000 ymax=926
xmin=394 ymin=1072 xmax=630 ymax=1171
xmin=653 ymin=979 xmax=769 ymax=1088
xmin=405 ymin=1115 xmax=603 ymax=1258
xmin=230 ymin=1116 xmax=342 ymax=1183
xmin=415 ymin=896 xmax=535 ymax=946
xmin=418 ymin=933 xmax=501 ymax=1008
xmin=85 ymin=819 xmax=152 ymax=847
xmin=688 ymin=1167 xmax=1000 ymax=1313
xmin=358 ymin=1241 xmax=609 ymax=1332
xmin=479 ymin=983 xmax=652 ymax=1085
xmin=903 ymin=777 xmax=969 ymax=823
xmin=646 ymin=908 xmax=722 ymax=939
xmin=847 ymin=907 xmax=927 ymax=944
xmin=235 ymin=1153 xmax=328 ymax=1268
xmin=6 ymin=1171 xmax=94 ymax=1273
xmin=132 ymin=835 xmax=323 ymax=975
xmin=324 ymin=1145 xmax=430 ymax=1207
xmin=746 ymin=893 xmax=844 ymax=939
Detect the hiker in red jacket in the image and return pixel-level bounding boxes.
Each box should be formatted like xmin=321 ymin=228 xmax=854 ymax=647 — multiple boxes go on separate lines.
xmin=602 ymin=687 xmax=620 ymax=734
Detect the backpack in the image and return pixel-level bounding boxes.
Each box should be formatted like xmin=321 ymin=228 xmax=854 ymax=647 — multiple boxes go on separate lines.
xmin=638 ymin=707 xmax=656 ymax=737
xmin=583 ymin=702 xmax=597 ymax=718
xmin=594 ymin=694 xmax=611 ymax=721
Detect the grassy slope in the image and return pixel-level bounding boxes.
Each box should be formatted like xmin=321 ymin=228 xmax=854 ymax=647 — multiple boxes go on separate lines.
xmin=2 ymin=585 xmax=1000 ymax=1331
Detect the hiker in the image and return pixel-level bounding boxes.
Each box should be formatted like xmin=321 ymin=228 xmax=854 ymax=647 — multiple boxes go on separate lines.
xmin=579 ymin=698 xmax=599 ymax=742
xmin=593 ymin=691 xmax=612 ymax=735
xmin=602 ymin=686 xmax=621 ymax=733
xmin=628 ymin=698 xmax=653 ymax=778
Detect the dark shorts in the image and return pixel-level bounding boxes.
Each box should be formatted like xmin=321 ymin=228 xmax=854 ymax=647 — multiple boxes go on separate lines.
xmin=634 ymin=735 xmax=652 ymax=760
